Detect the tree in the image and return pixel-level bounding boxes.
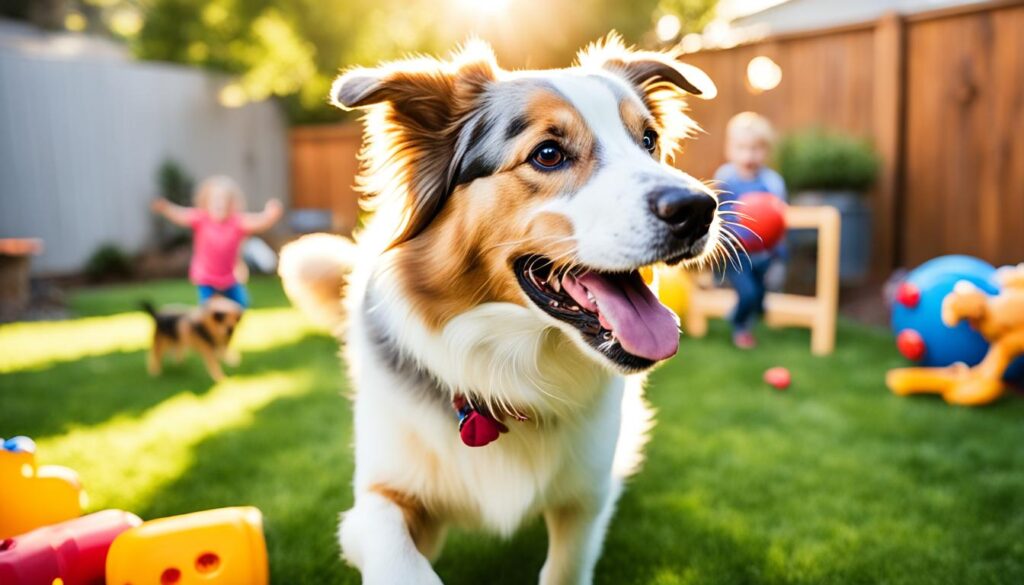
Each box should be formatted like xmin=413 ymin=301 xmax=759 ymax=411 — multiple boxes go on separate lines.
xmin=3 ymin=0 xmax=718 ymax=123
xmin=659 ymin=0 xmax=718 ymax=35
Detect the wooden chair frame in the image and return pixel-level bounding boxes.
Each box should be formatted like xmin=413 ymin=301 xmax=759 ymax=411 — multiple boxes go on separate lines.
xmin=684 ymin=206 xmax=841 ymax=356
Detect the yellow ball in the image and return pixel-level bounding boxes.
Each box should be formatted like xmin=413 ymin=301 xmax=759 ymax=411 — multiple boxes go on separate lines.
xmin=655 ymin=265 xmax=692 ymax=317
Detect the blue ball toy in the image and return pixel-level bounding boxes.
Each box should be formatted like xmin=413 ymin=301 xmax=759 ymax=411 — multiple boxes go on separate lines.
xmin=890 ymin=255 xmax=1024 ymax=385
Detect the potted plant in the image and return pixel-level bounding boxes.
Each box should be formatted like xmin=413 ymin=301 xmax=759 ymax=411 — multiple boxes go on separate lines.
xmin=776 ymin=129 xmax=880 ymax=283
xmin=154 ymin=159 xmax=194 ymax=251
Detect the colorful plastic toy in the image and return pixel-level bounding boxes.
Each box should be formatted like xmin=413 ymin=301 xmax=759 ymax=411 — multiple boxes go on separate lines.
xmin=0 ymin=436 xmax=84 ymax=539
xmin=888 ymin=264 xmax=1024 ymax=405
xmin=890 ymin=255 xmax=996 ymax=367
xmin=0 ymin=509 xmax=141 ymax=585
xmin=106 ymin=507 xmax=268 ymax=585
xmin=889 ymin=255 xmax=1024 ymax=387
xmin=734 ymin=191 xmax=787 ymax=252
xmin=3 ymin=436 xmax=36 ymax=453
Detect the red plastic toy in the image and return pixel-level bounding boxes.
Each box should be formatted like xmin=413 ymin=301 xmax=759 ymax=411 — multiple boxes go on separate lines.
xmin=0 ymin=509 xmax=141 ymax=585
xmin=736 ymin=192 xmax=787 ymax=253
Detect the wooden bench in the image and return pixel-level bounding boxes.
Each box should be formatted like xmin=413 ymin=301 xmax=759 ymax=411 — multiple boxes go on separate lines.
xmin=684 ymin=206 xmax=841 ymax=356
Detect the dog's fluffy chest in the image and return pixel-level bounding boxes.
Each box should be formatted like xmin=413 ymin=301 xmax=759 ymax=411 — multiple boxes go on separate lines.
xmin=347 ymin=277 xmax=628 ymax=535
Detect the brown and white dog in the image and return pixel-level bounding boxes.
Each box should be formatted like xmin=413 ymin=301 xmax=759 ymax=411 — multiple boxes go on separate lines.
xmin=143 ymin=296 xmax=243 ymax=382
xmin=279 ymin=35 xmax=723 ymax=585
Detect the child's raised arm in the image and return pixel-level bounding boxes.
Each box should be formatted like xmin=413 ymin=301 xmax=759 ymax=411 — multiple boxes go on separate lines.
xmin=242 ymin=199 xmax=284 ymax=234
xmin=151 ymin=198 xmax=195 ymax=228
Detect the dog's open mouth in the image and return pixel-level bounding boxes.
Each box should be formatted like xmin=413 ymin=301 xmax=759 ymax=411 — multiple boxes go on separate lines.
xmin=514 ymin=256 xmax=680 ymax=371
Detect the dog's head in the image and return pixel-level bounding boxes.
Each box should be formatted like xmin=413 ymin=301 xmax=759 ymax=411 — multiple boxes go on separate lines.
xmin=200 ymin=296 xmax=244 ymax=342
xmin=334 ymin=35 xmax=720 ymax=373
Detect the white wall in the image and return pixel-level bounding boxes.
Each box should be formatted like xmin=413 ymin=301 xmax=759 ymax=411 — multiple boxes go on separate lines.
xmin=732 ymin=0 xmax=989 ymax=35
xmin=0 ymin=27 xmax=288 ymax=274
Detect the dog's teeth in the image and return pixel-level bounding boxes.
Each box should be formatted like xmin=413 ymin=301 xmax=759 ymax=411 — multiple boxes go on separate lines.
xmin=587 ymin=291 xmax=596 ymax=303
xmin=549 ymin=300 xmax=560 ymax=308
xmin=529 ymin=268 xmax=544 ymax=287
xmin=551 ymin=277 xmax=561 ymax=293
xmin=568 ymin=304 xmax=580 ymax=311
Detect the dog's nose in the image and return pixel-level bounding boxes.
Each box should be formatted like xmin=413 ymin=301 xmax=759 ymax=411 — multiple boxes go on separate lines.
xmin=649 ymin=187 xmax=717 ymax=242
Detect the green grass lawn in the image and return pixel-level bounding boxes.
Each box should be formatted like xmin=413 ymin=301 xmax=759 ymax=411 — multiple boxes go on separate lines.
xmin=2 ymin=276 xmax=1023 ymax=584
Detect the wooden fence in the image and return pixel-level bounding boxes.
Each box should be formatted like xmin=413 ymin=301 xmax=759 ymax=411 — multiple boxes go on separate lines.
xmin=681 ymin=0 xmax=1024 ymax=272
xmin=289 ymin=124 xmax=362 ymax=234
xmin=290 ymin=0 xmax=1024 ymax=270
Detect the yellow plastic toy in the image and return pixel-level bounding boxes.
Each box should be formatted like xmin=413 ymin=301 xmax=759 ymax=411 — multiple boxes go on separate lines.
xmin=887 ymin=264 xmax=1024 ymax=405
xmin=106 ymin=506 xmax=269 ymax=585
xmin=0 ymin=436 xmax=84 ymax=539
xmin=655 ymin=265 xmax=692 ymax=318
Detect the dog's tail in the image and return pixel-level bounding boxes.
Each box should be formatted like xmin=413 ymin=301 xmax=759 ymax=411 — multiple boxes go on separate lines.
xmin=278 ymin=233 xmax=357 ymax=333
xmin=140 ymin=300 xmax=159 ymax=319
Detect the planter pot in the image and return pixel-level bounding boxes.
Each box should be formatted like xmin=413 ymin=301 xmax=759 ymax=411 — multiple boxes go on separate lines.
xmin=791 ymin=190 xmax=872 ymax=284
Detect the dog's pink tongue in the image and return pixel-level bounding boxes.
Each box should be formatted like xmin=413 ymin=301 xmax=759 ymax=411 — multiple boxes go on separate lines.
xmin=571 ymin=271 xmax=679 ymax=361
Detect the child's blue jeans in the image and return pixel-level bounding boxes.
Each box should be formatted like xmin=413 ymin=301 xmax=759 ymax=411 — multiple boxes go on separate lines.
xmin=724 ymin=253 xmax=773 ymax=334
xmin=197 ymin=283 xmax=249 ymax=308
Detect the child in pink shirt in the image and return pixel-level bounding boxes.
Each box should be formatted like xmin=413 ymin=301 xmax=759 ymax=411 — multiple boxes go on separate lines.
xmin=152 ymin=176 xmax=282 ymax=307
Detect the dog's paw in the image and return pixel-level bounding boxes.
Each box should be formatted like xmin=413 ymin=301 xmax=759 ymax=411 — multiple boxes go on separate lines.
xmin=362 ymin=561 xmax=444 ymax=585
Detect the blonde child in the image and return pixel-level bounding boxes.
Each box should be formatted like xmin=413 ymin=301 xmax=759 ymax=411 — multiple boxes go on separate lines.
xmin=714 ymin=112 xmax=788 ymax=349
xmin=152 ymin=176 xmax=282 ymax=307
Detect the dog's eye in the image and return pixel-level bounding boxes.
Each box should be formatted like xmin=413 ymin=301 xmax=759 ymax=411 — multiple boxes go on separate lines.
xmin=642 ymin=129 xmax=659 ymax=154
xmin=529 ymin=141 xmax=566 ymax=170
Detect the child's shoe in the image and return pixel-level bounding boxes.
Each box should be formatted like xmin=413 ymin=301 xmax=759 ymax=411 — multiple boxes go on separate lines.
xmin=733 ymin=331 xmax=757 ymax=349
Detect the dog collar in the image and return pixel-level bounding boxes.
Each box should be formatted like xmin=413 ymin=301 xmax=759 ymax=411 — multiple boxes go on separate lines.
xmin=363 ymin=289 xmax=527 ymax=448
xmin=453 ymin=395 xmax=528 ymax=447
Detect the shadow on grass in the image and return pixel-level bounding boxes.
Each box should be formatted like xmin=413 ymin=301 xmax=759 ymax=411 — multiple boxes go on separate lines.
xmin=130 ymin=384 xmax=360 ymax=584
xmin=126 ymin=380 xmax=554 ymax=585
xmin=0 ymin=331 xmax=338 ymax=439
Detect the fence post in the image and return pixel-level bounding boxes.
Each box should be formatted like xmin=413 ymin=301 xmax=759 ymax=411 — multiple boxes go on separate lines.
xmin=872 ymin=11 xmax=906 ymax=276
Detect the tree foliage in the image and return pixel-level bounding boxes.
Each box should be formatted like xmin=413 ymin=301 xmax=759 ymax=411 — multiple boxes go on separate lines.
xmin=7 ymin=0 xmax=718 ymax=124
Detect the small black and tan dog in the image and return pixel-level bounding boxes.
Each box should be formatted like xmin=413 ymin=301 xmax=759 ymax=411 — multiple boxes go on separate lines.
xmin=142 ymin=296 xmax=244 ymax=381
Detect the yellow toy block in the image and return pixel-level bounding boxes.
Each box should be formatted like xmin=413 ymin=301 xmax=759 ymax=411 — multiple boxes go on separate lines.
xmin=0 ymin=439 xmax=84 ymax=539
xmin=106 ymin=506 xmax=268 ymax=585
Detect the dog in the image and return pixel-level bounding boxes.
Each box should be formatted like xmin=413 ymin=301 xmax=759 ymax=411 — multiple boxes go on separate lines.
xmin=142 ymin=296 xmax=244 ymax=382
xmin=278 ymin=34 xmax=723 ymax=585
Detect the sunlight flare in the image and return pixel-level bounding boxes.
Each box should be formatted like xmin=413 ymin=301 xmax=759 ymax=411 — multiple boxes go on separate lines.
xmin=452 ymin=0 xmax=511 ymax=18
xmin=35 ymin=371 xmax=314 ymax=512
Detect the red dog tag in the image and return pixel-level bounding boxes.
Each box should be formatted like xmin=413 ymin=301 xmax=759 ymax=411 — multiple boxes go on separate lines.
xmin=458 ymin=410 xmax=508 ymax=447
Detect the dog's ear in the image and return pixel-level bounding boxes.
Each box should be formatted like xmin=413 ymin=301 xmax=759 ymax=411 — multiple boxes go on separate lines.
xmin=331 ymin=43 xmax=497 ymax=247
xmin=605 ymin=57 xmax=716 ymax=100
xmin=579 ymin=33 xmax=716 ymax=100
xmin=579 ymin=33 xmax=715 ymax=161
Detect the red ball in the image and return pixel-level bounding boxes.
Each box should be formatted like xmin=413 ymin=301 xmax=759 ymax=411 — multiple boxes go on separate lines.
xmin=764 ymin=366 xmax=791 ymax=390
xmin=896 ymin=329 xmax=926 ymax=362
xmin=895 ymin=282 xmax=921 ymax=308
xmin=736 ymin=192 xmax=787 ymax=252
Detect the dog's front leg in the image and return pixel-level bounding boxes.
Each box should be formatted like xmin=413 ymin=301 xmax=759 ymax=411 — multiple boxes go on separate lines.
xmin=339 ymin=490 xmax=444 ymax=585
xmin=539 ymin=486 xmax=618 ymax=585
